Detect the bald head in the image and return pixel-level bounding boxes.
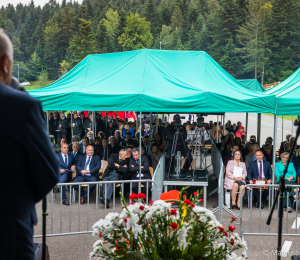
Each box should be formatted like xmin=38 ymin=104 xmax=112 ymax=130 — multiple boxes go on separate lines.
xmin=0 ymin=29 xmax=13 ymax=85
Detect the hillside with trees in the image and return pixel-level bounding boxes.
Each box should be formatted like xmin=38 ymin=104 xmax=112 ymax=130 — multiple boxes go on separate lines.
xmin=1 ymin=0 xmax=300 ymax=85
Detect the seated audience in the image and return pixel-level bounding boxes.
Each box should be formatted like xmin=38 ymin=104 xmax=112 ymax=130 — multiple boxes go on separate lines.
xmin=142 ymin=124 xmax=150 ymax=136
xmin=280 ymin=134 xmax=292 ymax=153
xmin=73 ymin=145 xmax=101 ymax=204
xmin=72 ymin=113 xmax=83 ymax=139
xmin=159 ymin=139 xmax=166 ymax=153
xmin=212 ymin=125 xmax=223 ymax=142
xmin=148 ymin=144 xmax=162 ymax=171
xmin=224 ymin=150 xmax=247 ymax=209
xmin=241 ymin=134 xmax=247 ymax=145
xmin=140 ymin=146 xmax=152 ymax=167
xmin=106 ymin=122 xmax=116 ymax=137
xmin=83 ymin=113 xmax=93 ymax=136
xmin=129 ymin=148 xmax=152 ymax=194
xmin=276 ymin=152 xmax=297 ymax=212
xmin=56 ymin=143 xmax=76 ymax=205
xmin=227 ymin=133 xmax=235 ymax=145
xmin=216 ymin=136 xmax=227 ymax=152
xmin=250 ymin=135 xmax=257 ymax=143
xmin=263 ymin=144 xmax=273 ymax=165
xmin=94 ymin=137 xmax=102 ymax=153
xmin=115 ymin=130 xmax=124 ymax=145
xmin=71 ymin=142 xmax=84 ymax=165
xmin=121 ymin=131 xmax=133 ymax=148
xmin=143 ymin=136 xmax=151 ymax=153
xmin=242 ymin=142 xmax=252 ymax=160
xmin=98 ymin=131 xmax=106 ymax=140
xmin=80 ymin=137 xmax=89 ymax=154
xmin=101 ymin=150 xmax=128 ymax=208
xmin=247 ymin=150 xmax=272 ymax=209
xmin=96 ymin=138 xmax=112 ymax=161
xmin=228 ymin=123 xmax=238 ymax=134
xmin=223 ymin=144 xmax=239 ymax=168
xmin=87 ymin=131 xmax=94 ymax=138
xmin=126 ymin=146 xmax=132 ymax=159
xmin=234 ymin=137 xmax=244 ymax=150
xmin=153 ymin=134 xmax=162 ymax=147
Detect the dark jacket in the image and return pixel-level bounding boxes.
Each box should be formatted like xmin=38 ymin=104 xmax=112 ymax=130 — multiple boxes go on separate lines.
xmin=292 ymin=156 xmax=300 ymax=173
xmin=0 ymin=83 xmax=59 ymax=259
xmin=83 ymin=118 xmax=93 ymax=134
xmin=96 ymin=146 xmax=113 ymax=161
xmin=129 ymin=155 xmax=151 ymax=179
xmin=102 ymin=154 xmax=128 ymax=180
xmin=247 ymin=160 xmax=272 ymax=181
xmin=70 ymin=151 xmax=84 ymax=166
xmin=116 ymin=137 xmax=125 ymax=146
xmin=109 ymin=143 xmax=121 ymax=154
xmin=76 ymin=154 xmax=101 ymax=178
xmin=73 ymin=117 xmax=83 ymax=135
xmin=106 ymin=126 xmax=116 ymax=137
xmin=49 ymin=117 xmax=59 ymax=134
xmin=56 ymin=152 xmax=75 ymax=170
xmin=59 ymin=117 xmax=70 ymax=134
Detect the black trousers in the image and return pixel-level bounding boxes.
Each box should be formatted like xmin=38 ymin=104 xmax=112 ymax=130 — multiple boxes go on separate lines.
xmin=252 ymin=188 xmax=269 ymax=202
xmin=132 ymin=177 xmax=152 ymax=194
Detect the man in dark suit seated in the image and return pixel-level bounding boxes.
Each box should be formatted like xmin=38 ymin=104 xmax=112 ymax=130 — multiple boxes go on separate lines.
xmin=71 ymin=142 xmax=83 ymax=166
xmin=129 ymin=148 xmax=152 ymax=194
xmin=280 ymin=134 xmax=292 ymax=153
xmin=56 ymin=143 xmax=76 ymax=205
xmin=73 ymin=145 xmax=101 ymax=204
xmin=101 ymin=149 xmax=128 ymax=208
xmin=109 ymin=136 xmax=121 ymax=154
xmin=96 ymin=138 xmax=112 ymax=161
xmin=68 ymin=135 xmax=80 ymax=151
xmin=115 ymin=130 xmax=124 ymax=146
xmin=121 ymin=131 xmax=134 ymax=148
xmin=140 ymin=145 xmax=152 ymax=167
xmin=247 ymin=150 xmax=272 ymax=209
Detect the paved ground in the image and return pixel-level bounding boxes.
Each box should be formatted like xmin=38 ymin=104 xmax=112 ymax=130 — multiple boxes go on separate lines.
xmin=33 ymin=154 xmax=300 ymax=259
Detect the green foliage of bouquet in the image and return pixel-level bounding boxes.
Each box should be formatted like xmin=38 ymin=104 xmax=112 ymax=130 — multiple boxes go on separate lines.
xmin=91 ymin=187 xmax=247 ymax=260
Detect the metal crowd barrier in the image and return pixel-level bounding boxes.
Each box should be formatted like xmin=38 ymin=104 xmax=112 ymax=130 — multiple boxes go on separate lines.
xmin=239 ymin=184 xmax=300 ymax=256
xmin=151 ymin=153 xmax=165 ymax=201
xmin=33 ymin=180 xmax=156 ymax=238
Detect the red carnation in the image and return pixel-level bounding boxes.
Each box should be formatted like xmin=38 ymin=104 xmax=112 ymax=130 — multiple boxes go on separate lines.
xmin=99 ymin=232 xmax=102 ymax=238
xmin=116 ymin=246 xmax=122 ymax=250
xmin=193 ymin=192 xmax=199 ymax=196
xmin=170 ymin=223 xmax=178 ymax=229
xmin=231 ymin=217 xmax=236 ymax=221
xmin=170 ymin=209 xmax=177 ymax=215
xmin=184 ymin=199 xmax=191 ymax=205
xmin=149 ymin=200 xmax=154 ymax=204
xmin=139 ymin=205 xmax=145 ymax=210
xmin=129 ymin=193 xmax=138 ymax=200
xmin=224 ymin=232 xmax=228 ymax=237
xmin=122 ymin=206 xmax=124 ymax=209
xmin=218 ymin=227 xmax=224 ymax=233
xmin=183 ymin=195 xmax=187 ymax=198
xmin=147 ymin=222 xmax=150 ymax=226
xmin=228 ymin=226 xmax=235 ymax=232
xmin=230 ymin=239 xmax=234 ymax=245
xmin=128 ymin=203 xmax=134 ymax=205
xmin=137 ymin=193 xmax=146 ymax=199
xmin=200 ymin=198 xmax=204 ymax=202
xmin=191 ymin=203 xmax=195 ymax=208
xmin=124 ymin=218 xmax=127 ymax=223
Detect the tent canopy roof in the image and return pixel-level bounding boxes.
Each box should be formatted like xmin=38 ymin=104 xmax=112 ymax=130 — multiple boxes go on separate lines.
xmin=266 ymin=68 xmax=300 ymax=115
xmin=238 ymin=79 xmax=265 ymax=92
xmin=29 ymin=49 xmax=275 ymax=113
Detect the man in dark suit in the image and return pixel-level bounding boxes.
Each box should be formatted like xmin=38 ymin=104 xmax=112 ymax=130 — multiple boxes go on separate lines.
xmin=129 ymin=148 xmax=152 ymax=194
xmin=49 ymin=111 xmax=59 ymax=143
xmin=71 ymin=142 xmax=83 ymax=165
xmin=0 ymin=29 xmax=59 ymax=260
xmin=72 ymin=112 xmax=83 ymax=138
xmin=83 ymin=113 xmax=93 ymax=136
xmin=121 ymin=131 xmax=134 ymax=148
xmin=115 ymin=130 xmax=124 ymax=146
xmin=73 ymin=145 xmax=101 ymax=204
xmin=56 ymin=143 xmax=76 ymax=205
xmin=101 ymin=150 xmax=128 ymax=207
xmin=57 ymin=113 xmax=69 ymax=144
xmin=109 ymin=136 xmax=121 ymax=154
xmin=140 ymin=145 xmax=152 ymax=167
xmin=247 ymin=150 xmax=272 ymax=209
xmin=97 ymin=138 xmax=112 ymax=161
xmin=79 ymin=136 xmax=89 ymax=154
xmin=106 ymin=121 xmax=116 ymax=137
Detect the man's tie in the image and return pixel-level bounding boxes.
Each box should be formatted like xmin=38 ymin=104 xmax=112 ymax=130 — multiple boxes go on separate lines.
xmin=136 ymin=159 xmax=139 ymax=164
xmin=259 ymin=161 xmax=262 ymax=179
xmin=104 ymin=148 xmax=108 ymax=161
xmin=64 ymin=155 xmax=68 ymax=168
xmin=84 ymin=156 xmax=91 ymax=170
xmin=84 ymin=147 xmax=86 ymax=155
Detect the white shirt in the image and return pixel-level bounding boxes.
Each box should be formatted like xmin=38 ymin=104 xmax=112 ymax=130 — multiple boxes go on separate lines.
xmin=83 ymin=156 xmax=92 ymax=176
xmin=256 ymin=160 xmax=265 ymax=179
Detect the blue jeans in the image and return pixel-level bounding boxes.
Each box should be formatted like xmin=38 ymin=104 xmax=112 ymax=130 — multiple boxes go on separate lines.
xmin=72 ymin=175 xmax=98 ymax=198
xmin=59 ymin=173 xmax=72 ymax=199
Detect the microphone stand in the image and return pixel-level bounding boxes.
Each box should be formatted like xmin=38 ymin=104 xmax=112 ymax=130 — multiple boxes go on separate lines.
xmin=42 ymin=197 xmax=48 ymax=260
xmin=267 ymin=122 xmax=300 ymax=260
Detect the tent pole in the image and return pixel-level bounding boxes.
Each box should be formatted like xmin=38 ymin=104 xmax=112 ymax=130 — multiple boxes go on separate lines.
xmin=292 ymin=116 xmax=294 ymax=136
xmin=156 ymin=112 xmax=158 ymax=135
xmin=92 ymin=111 xmax=95 ymax=137
xmin=222 ymin=115 xmax=225 ymax=134
xmin=257 ymin=113 xmax=261 ymax=146
xmin=71 ymin=111 xmax=73 ymax=137
xmin=136 ymin=113 xmax=138 ymax=132
xmin=282 ymin=116 xmax=284 ymax=142
xmin=217 ymin=115 xmax=219 ymax=143
xmin=150 ymin=112 xmax=152 ymax=140
xmin=245 ymin=113 xmax=248 ymax=140
xmin=139 ymin=111 xmax=142 ymax=194
xmin=271 ymin=115 xmax=278 ymax=205
xmin=46 ymin=111 xmax=49 ymax=135
xmin=106 ymin=111 xmax=108 ymax=127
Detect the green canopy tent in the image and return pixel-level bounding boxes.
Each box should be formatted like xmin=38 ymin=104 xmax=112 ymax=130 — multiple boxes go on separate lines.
xmin=28 ymin=49 xmax=275 ymax=113
xmin=267 ymin=67 xmax=300 ymax=115
xmin=238 ymin=79 xmax=265 ymax=92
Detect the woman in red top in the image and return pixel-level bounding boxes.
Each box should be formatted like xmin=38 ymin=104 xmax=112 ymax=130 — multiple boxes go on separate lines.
xmin=235 ymin=126 xmax=245 ymax=138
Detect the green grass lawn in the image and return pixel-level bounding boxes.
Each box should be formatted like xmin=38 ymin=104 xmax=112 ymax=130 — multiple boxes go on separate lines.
xmin=264 ymin=113 xmax=298 ymax=121
xmin=24 ymin=80 xmax=53 ymax=90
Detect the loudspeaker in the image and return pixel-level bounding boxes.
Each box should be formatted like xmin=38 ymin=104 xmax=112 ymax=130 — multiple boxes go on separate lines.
xmin=34 ymin=243 xmax=50 ymax=260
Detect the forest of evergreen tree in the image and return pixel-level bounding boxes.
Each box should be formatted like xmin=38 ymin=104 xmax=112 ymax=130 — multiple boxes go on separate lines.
xmin=1 ymin=0 xmax=299 ymax=84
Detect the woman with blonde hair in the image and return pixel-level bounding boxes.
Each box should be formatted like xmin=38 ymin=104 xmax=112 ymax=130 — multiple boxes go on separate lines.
xmin=275 ymin=152 xmax=297 ymax=212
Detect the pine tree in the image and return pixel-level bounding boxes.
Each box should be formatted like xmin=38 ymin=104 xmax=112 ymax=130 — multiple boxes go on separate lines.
xmin=187 ymin=25 xmax=197 ymax=50
xmin=12 ymin=36 xmax=23 ymax=61
xmin=180 ymin=0 xmax=190 ymax=44
xmin=26 ymin=52 xmax=42 ymax=81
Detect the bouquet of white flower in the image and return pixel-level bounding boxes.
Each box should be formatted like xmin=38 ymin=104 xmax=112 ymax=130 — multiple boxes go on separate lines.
xmin=91 ymin=187 xmax=247 ymax=260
